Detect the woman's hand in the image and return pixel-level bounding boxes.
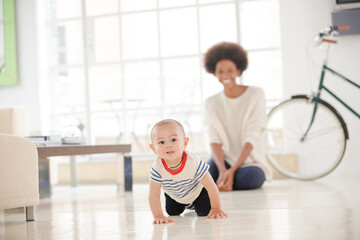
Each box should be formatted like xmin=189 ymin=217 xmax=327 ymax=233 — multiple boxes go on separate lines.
xmin=217 ymin=169 xmax=235 ymax=191
xmin=153 ymin=215 xmax=174 ymax=224
xmin=216 ymin=171 xmax=225 ymax=188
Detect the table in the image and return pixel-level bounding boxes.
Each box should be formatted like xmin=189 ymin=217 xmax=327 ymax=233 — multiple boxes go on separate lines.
xmin=37 ymin=144 xmax=132 ymax=198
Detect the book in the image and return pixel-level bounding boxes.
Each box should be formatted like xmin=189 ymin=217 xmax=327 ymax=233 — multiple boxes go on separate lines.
xmin=26 ymin=135 xmax=62 ymax=146
xmin=61 ymin=137 xmax=85 ymax=144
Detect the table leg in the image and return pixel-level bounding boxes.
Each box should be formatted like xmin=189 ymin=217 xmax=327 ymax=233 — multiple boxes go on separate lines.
xmin=124 ymin=154 xmax=132 ymax=191
xmin=116 ymin=153 xmax=132 ymax=193
xmin=38 ymin=158 xmax=51 ymax=198
xmin=116 ymin=154 xmax=124 ymax=194
xmin=70 ymin=156 xmax=78 ymax=187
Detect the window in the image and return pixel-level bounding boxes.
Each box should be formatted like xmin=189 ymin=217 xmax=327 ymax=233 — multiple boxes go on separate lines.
xmin=46 ymin=0 xmax=282 ymax=158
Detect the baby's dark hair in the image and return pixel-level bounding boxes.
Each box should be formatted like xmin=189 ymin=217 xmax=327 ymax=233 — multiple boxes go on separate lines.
xmin=150 ymin=119 xmax=185 ymax=142
xmin=204 ymin=42 xmax=248 ymax=75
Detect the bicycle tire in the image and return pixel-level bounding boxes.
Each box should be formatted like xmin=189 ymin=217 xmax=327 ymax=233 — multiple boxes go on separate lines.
xmin=266 ymin=95 xmax=348 ymax=180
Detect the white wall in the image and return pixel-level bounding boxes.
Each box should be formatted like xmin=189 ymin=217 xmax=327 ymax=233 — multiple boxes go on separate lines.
xmin=0 ymin=0 xmax=41 ymax=134
xmin=279 ymin=0 xmax=360 ymax=180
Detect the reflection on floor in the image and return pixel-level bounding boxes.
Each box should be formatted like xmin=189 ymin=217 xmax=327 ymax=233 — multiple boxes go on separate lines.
xmin=1 ymin=179 xmax=359 ymax=240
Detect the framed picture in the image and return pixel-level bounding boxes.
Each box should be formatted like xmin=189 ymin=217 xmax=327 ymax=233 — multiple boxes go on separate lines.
xmin=0 ymin=0 xmax=18 ymax=86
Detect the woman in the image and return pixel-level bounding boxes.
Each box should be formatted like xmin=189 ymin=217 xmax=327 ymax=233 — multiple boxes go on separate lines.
xmin=204 ymin=42 xmax=272 ymax=191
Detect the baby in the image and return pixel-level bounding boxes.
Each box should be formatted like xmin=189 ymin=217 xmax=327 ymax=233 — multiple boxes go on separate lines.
xmin=148 ymin=119 xmax=227 ymax=224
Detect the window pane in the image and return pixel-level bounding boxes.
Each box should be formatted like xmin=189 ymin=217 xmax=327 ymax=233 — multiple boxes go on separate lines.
xmin=53 ymin=68 xmax=86 ymax=113
xmin=243 ymin=50 xmax=283 ymax=100
xmin=160 ymin=8 xmax=198 ymax=57
xmin=93 ymin=16 xmax=120 ymax=63
xmin=163 ymin=58 xmax=201 ymax=106
xmin=199 ymin=0 xmax=230 ymax=3
xmin=91 ymin=112 xmax=122 ymax=144
xmin=239 ymin=0 xmax=281 ymax=50
xmin=186 ymin=112 xmax=205 ymax=151
xmin=125 ymin=109 xmax=160 ymax=153
xmin=159 ymin=0 xmax=196 ymax=8
xmin=121 ymin=0 xmax=156 ymax=12
xmin=164 ymin=106 xmax=204 ymax=151
xmin=93 ymin=109 xmax=160 ymax=152
xmin=199 ymin=3 xmax=237 ymax=52
xmin=86 ymin=0 xmax=119 ymax=16
xmin=122 ymin=12 xmax=158 ymax=60
xmin=54 ymin=113 xmax=87 ymax=138
xmin=202 ymin=71 xmax=222 ymax=100
xmin=56 ymin=20 xmax=84 ymax=65
xmin=54 ymin=0 xmax=82 ymax=19
xmin=124 ymin=61 xmax=161 ymax=107
xmin=89 ymin=64 xmax=122 ymax=111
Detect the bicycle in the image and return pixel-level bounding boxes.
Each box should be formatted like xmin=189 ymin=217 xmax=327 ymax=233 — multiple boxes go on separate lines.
xmin=266 ymin=26 xmax=360 ymax=180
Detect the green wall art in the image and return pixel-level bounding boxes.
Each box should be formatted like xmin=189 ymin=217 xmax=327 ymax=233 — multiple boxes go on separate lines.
xmin=0 ymin=0 xmax=17 ymax=86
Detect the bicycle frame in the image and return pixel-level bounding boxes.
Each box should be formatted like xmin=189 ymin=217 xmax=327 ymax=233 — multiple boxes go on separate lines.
xmin=301 ymin=64 xmax=360 ymax=141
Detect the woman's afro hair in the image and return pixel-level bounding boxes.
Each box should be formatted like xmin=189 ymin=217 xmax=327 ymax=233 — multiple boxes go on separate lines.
xmin=204 ymin=42 xmax=248 ymax=75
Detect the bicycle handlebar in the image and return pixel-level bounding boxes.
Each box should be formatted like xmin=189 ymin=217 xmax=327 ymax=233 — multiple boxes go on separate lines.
xmin=319 ymin=25 xmax=349 ymax=36
xmin=318 ymin=25 xmax=349 ymax=44
xmin=334 ymin=25 xmax=349 ymax=31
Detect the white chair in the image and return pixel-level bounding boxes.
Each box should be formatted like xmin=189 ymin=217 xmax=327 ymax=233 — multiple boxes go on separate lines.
xmin=0 ymin=107 xmax=29 ymax=136
xmin=0 ymin=134 xmax=39 ymax=221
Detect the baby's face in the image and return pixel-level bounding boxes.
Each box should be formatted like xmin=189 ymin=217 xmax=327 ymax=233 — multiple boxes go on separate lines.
xmin=150 ymin=122 xmax=188 ymax=162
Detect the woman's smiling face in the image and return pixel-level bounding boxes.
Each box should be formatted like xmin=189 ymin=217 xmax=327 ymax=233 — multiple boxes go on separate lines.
xmin=215 ymin=59 xmax=241 ymax=89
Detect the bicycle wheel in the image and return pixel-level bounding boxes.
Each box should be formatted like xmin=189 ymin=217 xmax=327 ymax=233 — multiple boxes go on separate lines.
xmin=266 ymin=95 xmax=348 ymax=180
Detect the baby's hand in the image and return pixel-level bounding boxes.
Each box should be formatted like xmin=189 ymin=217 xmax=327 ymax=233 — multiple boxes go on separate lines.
xmin=206 ymin=208 xmax=228 ymax=219
xmin=153 ymin=215 xmax=175 ymax=224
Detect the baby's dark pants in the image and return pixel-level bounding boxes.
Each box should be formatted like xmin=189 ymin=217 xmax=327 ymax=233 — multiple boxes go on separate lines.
xmin=165 ymin=188 xmax=211 ymax=217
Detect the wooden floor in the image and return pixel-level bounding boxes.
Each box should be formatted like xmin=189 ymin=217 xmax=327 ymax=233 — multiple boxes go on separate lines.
xmin=1 ymin=179 xmax=359 ymax=240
